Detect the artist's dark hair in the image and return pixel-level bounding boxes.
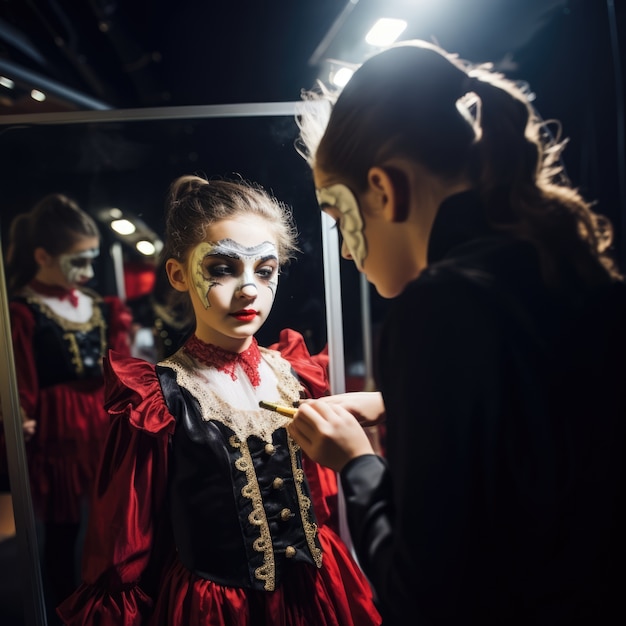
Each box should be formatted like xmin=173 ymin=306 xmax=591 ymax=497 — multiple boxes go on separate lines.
xmin=296 ymin=39 xmax=620 ymax=287
xmin=5 ymin=193 xmax=100 ymax=295
xmin=160 ymin=174 xmax=299 ymax=316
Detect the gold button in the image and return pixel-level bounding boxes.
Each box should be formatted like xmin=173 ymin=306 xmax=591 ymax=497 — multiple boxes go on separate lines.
xmin=264 ymin=443 xmax=276 ymax=455
xmin=280 ymin=508 xmax=292 ymax=521
xmin=285 ymin=546 xmax=296 ymax=558
xmin=272 ymin=477 xmax=284 ymax=489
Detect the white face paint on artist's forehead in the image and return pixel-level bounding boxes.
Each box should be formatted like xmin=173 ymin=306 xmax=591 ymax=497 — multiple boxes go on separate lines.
xmin=316 ymin=183 xmax=367 ymax=271
xmin=189 ymin=238 xmax=279 ymax=309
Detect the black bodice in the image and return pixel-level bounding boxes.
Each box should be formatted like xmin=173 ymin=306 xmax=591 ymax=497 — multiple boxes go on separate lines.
xmin=17 ymin=295 xmax=108 ymax=388
xmin=157 ymin=365 xmax=323 ymax=592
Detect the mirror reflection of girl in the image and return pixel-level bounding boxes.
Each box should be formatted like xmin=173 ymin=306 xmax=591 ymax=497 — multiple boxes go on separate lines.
xmin=57 ymin=175 xmax=381 ymax=626
xmin=2 ymin=193 xmax=132 ymax=615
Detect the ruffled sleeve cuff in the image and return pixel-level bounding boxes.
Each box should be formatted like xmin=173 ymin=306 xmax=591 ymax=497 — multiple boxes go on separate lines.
xmin=104 ymin=351 xmax=176 ymax=435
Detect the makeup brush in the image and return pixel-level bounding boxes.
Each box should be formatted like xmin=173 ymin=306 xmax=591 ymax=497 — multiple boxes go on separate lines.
xmin=259 ymin=400 xmax=298 ymax=417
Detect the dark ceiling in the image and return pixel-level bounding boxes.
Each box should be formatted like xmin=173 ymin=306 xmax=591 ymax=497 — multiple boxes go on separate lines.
xmin=0 ymin=0 xmax=343 ymax=112
xmin=0 ymin=0 xmax=620 ymax=112
xmin=0 ymin=0 xmax=624 ymax=349
xmin=0 ymin=0 xmax=624 ymax=254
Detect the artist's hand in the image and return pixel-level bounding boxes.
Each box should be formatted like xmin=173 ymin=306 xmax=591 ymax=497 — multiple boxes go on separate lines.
xmin=20 ymin=407 xmax=36 ymax=442
xmin=22 ymin=419 xmax=37 ymax=442
xmin=0 ymin=404 xmax=37 ymax=442
xmin=299 ymin=391 xmax=386 ymax=427
xmin=287 ymin=399 xmax=375 ymax=472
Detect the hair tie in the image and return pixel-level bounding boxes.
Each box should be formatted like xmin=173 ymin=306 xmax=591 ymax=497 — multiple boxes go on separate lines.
xmin=457 ymin=78 xmax=483 ymax=142
xmin=462 ymin=73 xmax=480 ymax=95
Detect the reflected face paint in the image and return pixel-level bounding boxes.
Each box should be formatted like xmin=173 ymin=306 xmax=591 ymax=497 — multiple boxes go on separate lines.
xmin=58 ymin=248 xmax=99 ymax=285
xmin=316 ymin=184 xmax=367 ymax=271
xmin=189 ymin=238 xmax=279 ymax=310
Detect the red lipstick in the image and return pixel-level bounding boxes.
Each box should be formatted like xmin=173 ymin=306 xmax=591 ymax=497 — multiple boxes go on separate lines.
xmin=231 ymin=309 xmax=258 ymax=322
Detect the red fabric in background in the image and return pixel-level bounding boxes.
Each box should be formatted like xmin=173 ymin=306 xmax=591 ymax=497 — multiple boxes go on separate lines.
xmin=124 ymin=261 xmax=156 ymax=300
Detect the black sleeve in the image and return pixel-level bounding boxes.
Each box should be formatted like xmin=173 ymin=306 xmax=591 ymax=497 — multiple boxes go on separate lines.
xmin=341 ymin=275 xmax=506 ymax=624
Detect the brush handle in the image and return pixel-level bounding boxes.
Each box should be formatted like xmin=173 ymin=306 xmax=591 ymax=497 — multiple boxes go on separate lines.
xmin=259 ymin=400 xmax=297 ymax=417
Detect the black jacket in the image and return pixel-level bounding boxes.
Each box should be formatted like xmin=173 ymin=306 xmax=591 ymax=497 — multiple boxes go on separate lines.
xmin=341 ymin=191 xmax=626 ymax=625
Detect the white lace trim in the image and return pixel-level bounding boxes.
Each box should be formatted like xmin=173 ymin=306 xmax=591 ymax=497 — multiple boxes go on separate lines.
xmin=160 ymin=346 xmax=303 ymax=443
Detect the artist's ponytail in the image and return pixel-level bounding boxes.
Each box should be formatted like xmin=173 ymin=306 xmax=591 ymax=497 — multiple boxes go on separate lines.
xmin=468 ymin=72 xmax=619 ymax=285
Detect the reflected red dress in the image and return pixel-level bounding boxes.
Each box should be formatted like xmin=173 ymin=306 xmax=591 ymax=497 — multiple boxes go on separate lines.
xmin=57 ymin=329 xmax=381 ymax=626
xmin=7 ymin=285 xmax=132 ymax=523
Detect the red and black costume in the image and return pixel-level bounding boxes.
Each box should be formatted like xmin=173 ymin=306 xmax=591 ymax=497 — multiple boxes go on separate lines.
xmin=8 ymin=284 xmax=131 ymax=524
xmin=1 ymin=283 xmax=131 ymax=610
xmin=57 ymin=329 xmax=381 ymax=626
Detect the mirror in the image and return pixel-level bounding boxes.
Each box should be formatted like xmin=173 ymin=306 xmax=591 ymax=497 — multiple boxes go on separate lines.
xmin=0 ymin=106 xmax=378 ymax=625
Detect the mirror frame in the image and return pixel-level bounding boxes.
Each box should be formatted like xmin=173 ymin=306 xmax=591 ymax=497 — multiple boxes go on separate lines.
xmin=0 ymin=102 xmax=356 ymax=625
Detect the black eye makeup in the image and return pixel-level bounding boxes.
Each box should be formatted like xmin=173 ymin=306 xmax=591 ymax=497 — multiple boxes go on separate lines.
xmin=200 ymin=256 xmax=278 ymax=281
xmin=70 ymin=258 xmax=93 ymax=268
xmin=203 ymin=259 xmax=235 ymax=278
xmin=255 ymin=262 xmax=278 ymax=281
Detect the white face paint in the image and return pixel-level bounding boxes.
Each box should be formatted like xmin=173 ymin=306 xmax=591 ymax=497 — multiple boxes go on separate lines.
xmin=59 ymin=248 xmax=99 ymax=285
xmin=189 ymin=239 xmax=279 ymax=310
xmin=316 ymin=184 xmax=367 ymax=271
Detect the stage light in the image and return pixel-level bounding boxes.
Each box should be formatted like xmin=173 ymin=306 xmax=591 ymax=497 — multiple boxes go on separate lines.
xmin=136 ymin=240 xmax=156 ymax=256
xmin=331 ymin=67 xmax=354 ymax=87
xmin=111 ymin=219 xmax=136 ymax=235
xmin=30 ymin=88 xmax=46 ymax=102
xmin=365 ymin=18 xmax=407 ymax=47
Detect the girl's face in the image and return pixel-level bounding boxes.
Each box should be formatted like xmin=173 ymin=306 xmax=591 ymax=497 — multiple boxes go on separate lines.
xmin=170 ymin=215 xmax=280 ymax=350
xmin=38 ymin=236 xmax=100 ymax=289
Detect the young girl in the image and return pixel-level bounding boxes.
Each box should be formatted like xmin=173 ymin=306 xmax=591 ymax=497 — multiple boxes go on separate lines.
xmin=3 ymin=193 xmax=132 ymax=612
xmin=288 ymin=40 xmax=626 ymax=624
xmin=57 ymin=175 xmax=381 ymax=626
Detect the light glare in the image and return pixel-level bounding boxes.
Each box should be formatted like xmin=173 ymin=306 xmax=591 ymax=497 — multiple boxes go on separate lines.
xmin=365 ymin=18 xmax=407 ymax=47
xmin=111 ymin=219 xmax=136 ymax=235
xmin=30 ymin=89 xmax=46 ymax=102
xmin=136 ymin=240 xmax=156 ymax=256
xmin=0 ymin=76 xmax=15 ymax=89
xmin=331 ymin=67 xmax=354 ymax=88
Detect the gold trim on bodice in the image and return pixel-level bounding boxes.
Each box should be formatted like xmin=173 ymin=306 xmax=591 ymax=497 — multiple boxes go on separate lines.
xmin=161 ymin=345 xmax=323 ymax=590
xmin=22 ymin=289 xmax=107 ymax=376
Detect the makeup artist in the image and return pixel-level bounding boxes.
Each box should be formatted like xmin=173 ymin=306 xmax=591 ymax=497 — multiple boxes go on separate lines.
xmin=288 ymin=39 xmax=626 ymax=625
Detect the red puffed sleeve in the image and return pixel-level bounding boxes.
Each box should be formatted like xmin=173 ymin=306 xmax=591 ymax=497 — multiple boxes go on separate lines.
xmin=0 ymin=302 xmax=37 ymax=483
xmin=8 ymin=300 xmax=39 ymax=416
xmin=103 ymin=295 xmax=133 ymax=356
xmin=269 ymin=328 xmax=330 ymax=399
xmin=57 ymin=351 xmax=176 ymax=626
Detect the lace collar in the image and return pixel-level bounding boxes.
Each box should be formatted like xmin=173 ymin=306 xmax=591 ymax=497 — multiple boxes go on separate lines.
xmin=183 ymin=334 xmax=262 ymax=387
